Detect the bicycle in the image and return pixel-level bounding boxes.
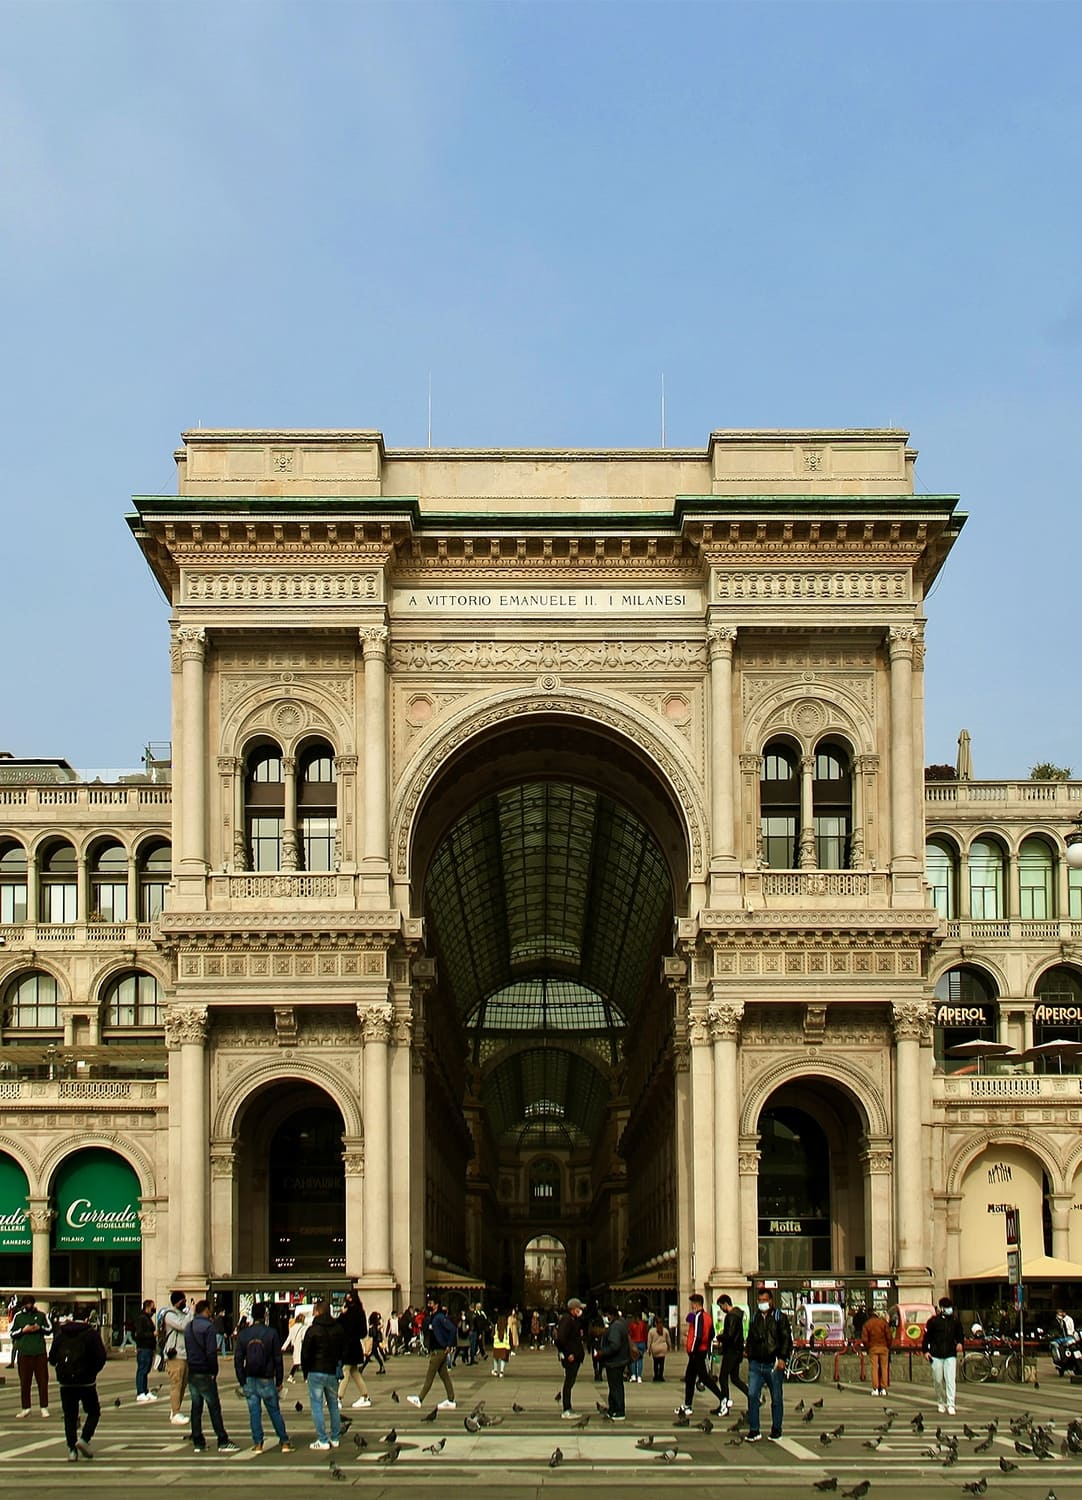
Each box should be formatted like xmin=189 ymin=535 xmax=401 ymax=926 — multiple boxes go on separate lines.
xmin=786 ymin=1347 xmax=823 ymax=1383
xmin=960 ymin=1332 xmax=1025 ymax=1383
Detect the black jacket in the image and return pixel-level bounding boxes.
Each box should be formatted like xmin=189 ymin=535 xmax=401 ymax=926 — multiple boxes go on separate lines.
xmin=555 ymin=1311 xmax=585 ymax=1363
xmin=302 ymin=1313 xmax=344 ymax=1376
xmin=922 ymin=1310 xmax=965 ymax=1359
xmin=133 ymin=1310 xmax=157 ymax=1351
xmin=184 ymin=1314 xmax=219 ymax=1375
xmin=745 ymin=1308 xmax=793 ymax=1364
xmin=48 ymin=1322 xmax=108 ymax=1386
xmin=719 ymin=1308 xmax=745 ymax=1354
xmin=600 ymin=1315 xmax=632 ymax=1369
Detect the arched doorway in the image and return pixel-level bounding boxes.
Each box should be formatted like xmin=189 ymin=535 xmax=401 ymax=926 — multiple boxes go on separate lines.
xmin=524 ymin=1234 xmax=568 ymax=1309
xmin=232 ymin=1081 xmax=346 ymax=1281
xmin=51 ymin=1147 xmax=143 ymax=1339
xmin=411 ymin=716 xmax=687 ymax=1305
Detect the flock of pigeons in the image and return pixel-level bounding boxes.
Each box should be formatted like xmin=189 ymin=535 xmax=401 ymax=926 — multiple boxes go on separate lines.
xmin=318 ymin=1383 xmax=1081 ymax=1497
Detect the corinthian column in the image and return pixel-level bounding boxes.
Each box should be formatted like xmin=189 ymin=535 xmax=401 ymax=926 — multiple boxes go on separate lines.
xmin=28 ymin=1203 xmax=54 ymax=1288
xmin=710 ymin=1001 xmax=744 ymax=1284
xmin=176 ymin=627 xmax=208 ymax=871
xmin=707 ymin=628 xmax=737 ymax=866
xmin=888 ymin=628 xmax=919 ymax=868
xmin=892 ymin=1000 xmax=931 ymax=1294
xmin=359 ymin=1003 xmax=392 ymax=1277
xmin=359 ymin=628 xmax=389 ymax=869
xmin=166 ymin=1004 xmax=209 ymax=1283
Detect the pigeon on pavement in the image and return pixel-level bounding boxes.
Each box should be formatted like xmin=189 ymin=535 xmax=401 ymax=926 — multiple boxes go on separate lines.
xmin=657 ymin=1448 xmax=678 ymax=1463
xmin=813 ymin=1482 xmax=838 ymax=1494
xmin=376 ymin=1445 xmax=400 ymax=1465
xmin=841 ymin=1485 xmax=870 ymax=1500
xmin=422 ymin=1406 xmax=438 ymax=1423
xmin=423 ymin=1438 xmax=446 ymax=1454
xmin=636 ymin=1436 xmax=655 ymax=1449
xmin=548 ymin=1447 xmax=563 ymax=1469
xmin=381 ymin=1427 xmax=397 ymax=1444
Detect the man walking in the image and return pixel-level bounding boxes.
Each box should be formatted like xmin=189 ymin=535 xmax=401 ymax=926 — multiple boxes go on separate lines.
xmin=922 ymin=1295 xmax=964 ymax=1415
xmin=599 ymin=1306 xmax=631 ymax=1421
xmin=675 ymin=1292 xmax=726 ymax=1417
xmin=861 ymin=1305 xmax=892 ymax=1395
xmin=744 ymin=1286 xmax=793 ymax=1442
xmin=555 ymin=1298 xmax=586 ymax=1418
xmin=184 ymin=1299 xmax=239 ymax=1453
xmin=49 ymin=1307 xmax=107 ymax=1461
xmin=303 ymin=1298 xmax=345 ymax=1450
xmin=717 ymin=1294 xmax=749 ymax=1412
xmin=235 ymin=1302 xmax=293 ymax=1453
xmin=11 ymin=1293 xmax=51 ymax=1418
xmin=406 ymin=1295 xmax=457 ymax=1410
xmin=133 ymin=1299 xmax=158 ymax=1403
xmin=161 ymin=1290 xmax=192 ymax=1425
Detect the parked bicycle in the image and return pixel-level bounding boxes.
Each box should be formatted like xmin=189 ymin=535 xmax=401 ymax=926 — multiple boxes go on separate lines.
xmin=786 ymin=1347 xmax=823 ymax=1382
xmin=960 ymin=1329 xmax=1026 ymax=1383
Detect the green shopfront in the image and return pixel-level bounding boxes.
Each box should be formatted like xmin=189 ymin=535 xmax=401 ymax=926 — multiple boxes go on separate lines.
xmin=51 ymin=1149 xmax=142 ymax=1337
xmin=0 ymin=1154 xmax=32 ymax=1285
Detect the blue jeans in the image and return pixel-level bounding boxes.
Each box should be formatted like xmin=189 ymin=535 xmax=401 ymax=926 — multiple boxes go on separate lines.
xmin=135 ymin=1346 xmax=154 ymax=1396
xmin=243 ymin=1376 xmax=289 ymax=1445
xmin=630 ymin=1350 xmax=644 ymax=1379
xmin=189 ymin=1371 xmax=230 ymax=1448
xmin=307 ymin=1371 xmax=341 ymax=1444
xmin=746 ymin=1359 xmax=784 ymax=1436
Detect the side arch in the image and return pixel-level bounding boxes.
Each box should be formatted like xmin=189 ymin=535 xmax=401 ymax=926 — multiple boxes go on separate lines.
xmin=0 ymin=1133 xmax=39 ymax=1185
xmin=740 ymin=1054 xmax=889 ymax=1138
xmin=744 ymin=680 xmax=876 ymax=758
xmin=944 ymin=1129 xmax=1064 ymax=1196
xmin=38 ymin=1132 xmax=157 ymax=1200
xmin=220 ymin=681 xmax=355 ymax=760
xmin=390 ymin=687 xmax=707 ymax=886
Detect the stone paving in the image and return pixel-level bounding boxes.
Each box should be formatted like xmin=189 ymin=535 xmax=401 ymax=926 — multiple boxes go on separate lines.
xmin=2 ymin=1344 xmax=1082 ymax=1497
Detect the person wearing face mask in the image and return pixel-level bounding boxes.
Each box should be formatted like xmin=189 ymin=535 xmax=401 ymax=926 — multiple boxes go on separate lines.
xmin=743 ymin=1287 xmax=793 ymax=1442
xmin=921 ymin=1295 xmax=965 ymax=1414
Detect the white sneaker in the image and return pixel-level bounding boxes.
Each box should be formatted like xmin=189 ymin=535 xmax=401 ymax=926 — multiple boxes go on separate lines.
xmin=437 ymin=1399 xmax=456 ymax=1409
xmin=351 ymin=1397 xmax=371 ymax=1408
xmin=40 ymin=1408 xmax=50 ymax=1418
xmin=16 ymin=1409 xmax=31 ymax=1419
xmin=144 ymin=1392 xmax=159 ymax=1402
xmin=937 ymin=1404 xmax=946 ymax=1413
xmin=561 ymin=1410 xmax=577 ymax=1419
xmin=170 ymin=1413 xmax=190 ymax=1425
xmin=947 ymin=1407 xmax=956 ymax=1415
xmin=310 ymin=1440 xmax=330 ymax=1450
xmin=406 ymin=1395 xmax=422 ymax=1407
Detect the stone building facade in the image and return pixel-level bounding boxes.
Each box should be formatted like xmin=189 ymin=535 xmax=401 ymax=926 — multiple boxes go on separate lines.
xmin=1 ymin=427 xmax=1079 ymax=1327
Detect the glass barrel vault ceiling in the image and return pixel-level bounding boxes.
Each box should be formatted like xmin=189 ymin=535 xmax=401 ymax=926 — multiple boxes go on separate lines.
xmin=424 ymin=781 xmax=674 ymax=1144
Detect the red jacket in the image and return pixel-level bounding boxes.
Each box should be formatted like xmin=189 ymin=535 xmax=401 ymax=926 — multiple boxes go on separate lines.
xmin=686 ymin=1307 xmax=714 ymax=1354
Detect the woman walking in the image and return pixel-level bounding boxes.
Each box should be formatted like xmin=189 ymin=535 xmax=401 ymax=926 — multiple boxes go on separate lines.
xmin=337 ymin=1292 xmax=372 ymax=1409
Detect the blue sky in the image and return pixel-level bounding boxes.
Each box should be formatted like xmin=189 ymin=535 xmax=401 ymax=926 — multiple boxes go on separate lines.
xmin=2 ymin=0 xmax=1079 ymax=777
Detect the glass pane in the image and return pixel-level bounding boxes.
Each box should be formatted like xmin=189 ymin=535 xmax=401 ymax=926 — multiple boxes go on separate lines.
xmin=926 ymin=842 xmax=956 ymax=919
xmin=141 ymin=882 xmax=166 ymax=921
xmin=1019 ymin=839 xmax=1054 ymax=920
xmin=761 ymin=815 xmax=797 ymax=868
xmin=249 ymin=816 xmax=282 ymax=871
xmin=92 ymin=882 xmax=128 ymax=922
xmin=762 ymin=751 xmax=796 ymax=782
xmin=1 ymin=883 xmax=27 ymax=923
xmin=250 ymin=750 xmax=284 ymax=783
xmin=301 ymin=815 xmax=336 ymax=872
xmin=0 ymin=844 xmax=28 ymax=873
xmin=45 ymin=882 xmax=77 ymax=923
xmin=814 ymin=814 xmax=849 ymax=869
xmin=7 ymin=972 xmax=60 ymax=1027
xmin=142 ymin=843 xmax=171 ymax=874
xmin=93 ymin=843 xmax=127 ymax=873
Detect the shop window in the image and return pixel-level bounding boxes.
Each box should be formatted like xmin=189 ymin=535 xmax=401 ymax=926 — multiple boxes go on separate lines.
xmin=0 ymin=841 xmax=28 ymax=925
xmin=926 ymin=838 xmax=958 ymax=919
xmin=968 ymin=837 xmax=1005 ymax=920
xmin=760 ymin=741 xmax=799 ymax=868
xmin=39 ymin=841 xmax=77 ymax=923
xmin=3 ymin=970 xmax=61 ymax=1031
xmin=90 ymin=840 xmax=127 ymax=923
xmin=1018 ymin=837 xmax=1055 ymax=919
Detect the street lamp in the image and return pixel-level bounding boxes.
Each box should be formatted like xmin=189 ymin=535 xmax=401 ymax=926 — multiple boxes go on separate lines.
xmin=1067 ymin=816 xmax=1082 ymax=870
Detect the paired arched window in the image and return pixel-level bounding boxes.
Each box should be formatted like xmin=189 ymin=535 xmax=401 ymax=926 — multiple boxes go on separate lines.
xmin=926 ymin=838 xmax=959 ymax=919
xmin=968 ymin=837 xmax=1006 ymax=920
xmin=1018 ymin=836 xmax=1055 ymax=919
xmin=243 ymin=739 xmax=337 ymax=871
xmin=3 ymin=970 xmax=61 ymax=1031
xmin=138 ymin=841 xmax=171 ymax=921
xmin=0 ymin=840 xmax=28 ymax=924
xmin=759 ymin=738 xmax=853 ymax=869
xmin=89 ymin=840 xmax=127 ymax=922
xmin=298 ymin=745 xmax=337 ymax=872
xmin=102 ymin=970 xmax=163 ymax=1030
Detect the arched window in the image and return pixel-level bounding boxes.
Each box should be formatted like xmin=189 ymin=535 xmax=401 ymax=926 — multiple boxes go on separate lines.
xmin=529 ymin=1158 xmax=561 ymax=1215
xmin=298 ymin=742 xmax=337 ymax=872
xmin=934 ymin=966 xmax=998 ymax=1071
xmin=926 ymin=838 xmax=959 ymax=919
xmin=3 ymin=971 xmax=60 ymax=1030
xmin=1034 ymin=966 xmax=1082 ymax=1050
xmin=968 ymin=837 xmax=1005 ymax=920
xmin=1071 ymin=863 xmax=1082 ymax=921
xmin=90 ymin=840 xmax=127 ymax=922
xmin=760 ymin=741 xmax=799 ymax=868
xmin=1019 ymin=837 xmax=1055 ymax=920
xmin=102 ymin=971 xmax=163 ymax=1030
xmin=0 ymin=841 xmax=28 ymax=925
xmin=39 ymin=841 xmax=77 ymax=923
xmin=245 ymin=744 xmax=284 ymax=871
xmin=138 ymin=841 xmax=171 ymax=921
xmin=813 ymin=741 xmax=852 ymax=869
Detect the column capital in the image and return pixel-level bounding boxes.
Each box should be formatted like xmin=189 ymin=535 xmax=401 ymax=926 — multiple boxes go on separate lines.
xmin=892 ymin=999 xmax=933 ymax=1043
xmin=342 ymin=1136 xmax=366 ymax=1177
xmin=165 ymin=1004 xmax=209 ymax=1048
xmin=209 ymin=1141 xmax=237 ymax=1179
xmin=358 ymin=1003 xmax=393 ymax=1043
xmin=739 ymin=752 xmax=763 ymax=775
xmin=27 ymin=1205 xmax=55 ymax=1235
xmin=887 ymin=624 xmax=920 ymax=660
xmin=708 ymin=1001 xmax=745 ymax=1041
xmin=859 ymin=1137 xmax=894 ymax=1173
xmin=336 ymin=754 xmax=359 ymax=774
xmin=175 ymin=624 xmax=208 ymax=661
xmin=854 ymin=753 xmax=880 ymax=774
xmin=707 ymin=626 xmax=737 ymax=660
xmin=359 ymin=625 xmax=389 ymax=659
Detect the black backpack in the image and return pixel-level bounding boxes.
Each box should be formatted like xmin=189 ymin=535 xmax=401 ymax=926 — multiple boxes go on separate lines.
xmin=55 ymin=1327 xmax=92 ymax=1385
xmin=243 ymin=1331 xmax=272 ymax=1379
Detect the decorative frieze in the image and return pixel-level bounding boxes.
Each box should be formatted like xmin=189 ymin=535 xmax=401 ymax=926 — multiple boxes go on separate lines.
xmin=182 ymin=569 xmax=380 ymax=604
xmin=715 ymin=570 xmax=908 ymax=603
xmin=390 ymin=638 xmax=707 ymax=673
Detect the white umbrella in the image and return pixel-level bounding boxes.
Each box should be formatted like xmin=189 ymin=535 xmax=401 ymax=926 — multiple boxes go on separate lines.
xmin=946 ymin=1039 xmax=1015 ymax=1074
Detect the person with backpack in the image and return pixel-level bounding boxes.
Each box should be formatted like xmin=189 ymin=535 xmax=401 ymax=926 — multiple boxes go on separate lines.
xmin=48 ymin=1308 xmax=107 ymax=1461
xmin=161 ymin=1290 xmax=192 ymax=1425
xmin=674 ymin=1292 xmax=726 ymax=1418
xmin=11 ymin=1293 xmax=52 ymax=1418
xmin=599 ymin=1306 xmax=632 ymax=1420
xmin=183 ymin=1299 xmax=239 ymax=1453
xmin=133 ymin=1298 xmax=158 ymax=1403
xmin=716 ymin=1294 xmax=750 ymax=1412
xmin=234 ymin=1302 xmax=292 ymax=1454
xmin=743 ymin=1286 xmax=793 ymax=1442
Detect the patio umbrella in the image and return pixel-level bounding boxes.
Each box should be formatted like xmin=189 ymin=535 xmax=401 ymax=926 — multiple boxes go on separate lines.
xmin=956 ymin=728 xmax=973 ymax=780
xmin=946 ymin=1039 xmax=1016 ymax=1074
xmin=1024 ymin=1039 xmax=1082 ymax=1074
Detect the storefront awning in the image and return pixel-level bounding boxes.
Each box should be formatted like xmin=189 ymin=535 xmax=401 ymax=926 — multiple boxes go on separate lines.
xmin=963 ymin=1254 xmax=1082 ymax=1281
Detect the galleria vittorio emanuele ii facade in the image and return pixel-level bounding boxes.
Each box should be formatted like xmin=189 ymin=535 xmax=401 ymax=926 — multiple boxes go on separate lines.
xmin=2 ymin=427 xmax=1082 ymax=1335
